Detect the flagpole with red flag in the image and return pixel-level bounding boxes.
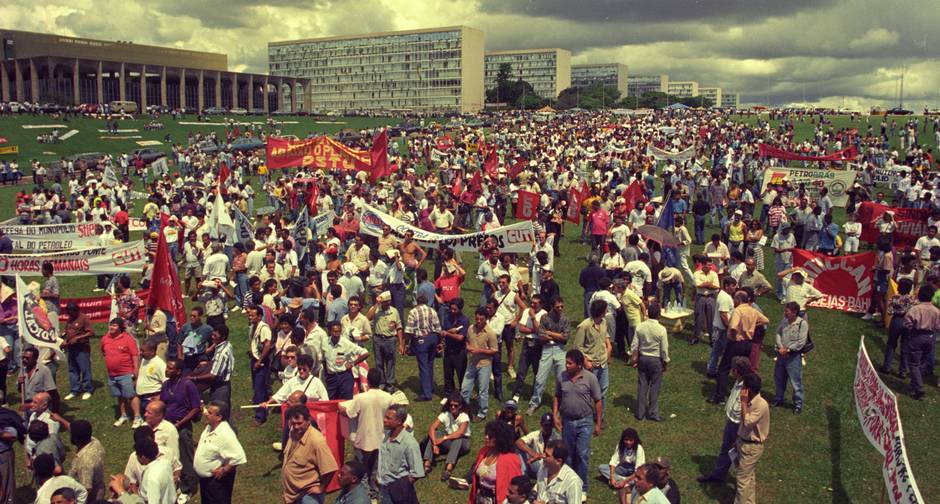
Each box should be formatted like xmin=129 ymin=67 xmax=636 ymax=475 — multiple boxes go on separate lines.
xmin=218 ymin=161 xmax=230 ymax=195
xmin=147 ymin=230 xmax=187 ymax=330
xmin=369 ymin=129 xmax=389 ymax=183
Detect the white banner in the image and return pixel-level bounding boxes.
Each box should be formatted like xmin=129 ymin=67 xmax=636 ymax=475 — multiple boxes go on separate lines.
xmin=761 ymin=166 xmax=856 ymax=207
xmin=854 ymin=338 xmax=924 ymax=504
xmin=129 ymin=218 xmax=147 ymax=232
xmin=16 ymin=275 xmax=64 ymax=357
xmin=849 ymin=164 xmax=912 ymax=190
xmin=356 ymin=203 xmax=536 ymax=253
xmin=0 ymin=240 xmax=148 ymax=276
xmin=1 ymin=222 xmax=101 ymax=252
xmin=647 ymin=145 xmax=695 ymax=161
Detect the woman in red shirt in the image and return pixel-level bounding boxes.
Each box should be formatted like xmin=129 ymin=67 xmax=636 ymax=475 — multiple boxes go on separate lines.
xmin=467 ymin=420 xmax=523 ymax=504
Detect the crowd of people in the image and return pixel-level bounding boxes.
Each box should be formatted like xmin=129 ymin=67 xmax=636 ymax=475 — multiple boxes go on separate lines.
xmin=0 ymin=107 xmax=939 ymax=504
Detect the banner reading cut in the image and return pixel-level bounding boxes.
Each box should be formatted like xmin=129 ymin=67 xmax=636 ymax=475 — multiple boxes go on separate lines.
xmin=357 ymin=203 xmax=536 ymax=253
xmin=792 ymin=249 xmax=875 ymax=313
xmin=1 ymin=222 xmax=101 ymax=251
xmin=855 ymin=202 xmax=930 ymax=248
xmin=854 ymin=338 xmax=924 ymax=504
xmin=761 ymin=166 xmax=855 ymax=206
xmin=0 ymin=240 xmax=147 ymax=275
xmin=266 ymin=136 xmax=370 ymax=171
xmin=16 ymin=275 xmax=64 ymax=357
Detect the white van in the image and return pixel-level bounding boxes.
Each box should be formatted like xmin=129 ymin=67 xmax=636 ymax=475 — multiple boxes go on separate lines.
xmin=109 ymin=100 xmax=138 ymax=114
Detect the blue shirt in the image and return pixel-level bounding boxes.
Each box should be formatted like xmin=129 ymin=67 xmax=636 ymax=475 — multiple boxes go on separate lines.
xmin=327 ymin=298 xmax=349 ymax=324
xmin=415 ymin=281 xmax=436 ymax=308
xmin=377 ymin=429 xmax=424 ymax=485
xmin=819 ymin=223 xmax=840 ymax=250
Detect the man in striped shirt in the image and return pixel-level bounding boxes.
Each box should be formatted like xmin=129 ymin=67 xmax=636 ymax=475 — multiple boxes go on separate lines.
xmin=192 ymin=326 xmax=233 ymax=406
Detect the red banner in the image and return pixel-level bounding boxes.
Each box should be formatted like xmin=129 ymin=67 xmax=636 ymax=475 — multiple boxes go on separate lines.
xmin=148 ymin=231 xmax=187 ymax=330
xmin=855 ymin=202 xmax=931 ymax=247
xmin=58 ymin=290 xmax=149 ymax=323
xmin=266 ymin=136 xmax=371 ymax=171
xmin=436 ymin=134 xmax=454 ymax=151
xmin=369 ymin=130 xmax=389 ymax=183
xmin=758 ymin=143 xmax=858 ymax=162
xmin=281 ymin=401 xmax=346 ymax=493
xmin=792 ymin=249 xmax=875 ymax=313
xmin=515 ymin=191 xmax=540 ymax=220
xmin=566 ymin=187 xmax=583 ymax=225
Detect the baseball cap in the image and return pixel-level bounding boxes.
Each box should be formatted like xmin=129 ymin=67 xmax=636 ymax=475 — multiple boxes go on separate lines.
xmin=539 ymin=412 xmax=554 ymax=425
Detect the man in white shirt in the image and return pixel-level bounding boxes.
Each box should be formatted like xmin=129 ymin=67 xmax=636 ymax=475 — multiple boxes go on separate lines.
xmin=535 ymin=440 xmax=583 ymax=504
xmin=914 ymin=225 xmax=939 ymax=265
xmin=193 ymin=401 xmax=247 ymax=504
xmin=34 ymin=454 xmax=88 ymax=504
xmin=262 ymin=354 xmax=328 ymax=406
xmin=132 ymin=438 xmax=177 ymax=504
xmin=143 ymin=401 xmax=180 ymax=472
xmin=626 ymin=464 xmax=670 ymax=504
xmin=338 ymin=369 xmax=393 ymax=497
xmin=202 ymin=243 xmax=230 ymax=282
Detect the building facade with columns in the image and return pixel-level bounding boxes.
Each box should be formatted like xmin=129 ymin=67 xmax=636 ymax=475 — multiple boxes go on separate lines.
xmin=269 ymin=26 xmax=485 ymax=114
xmin=0 ymin=29 xmax=311 ymax=113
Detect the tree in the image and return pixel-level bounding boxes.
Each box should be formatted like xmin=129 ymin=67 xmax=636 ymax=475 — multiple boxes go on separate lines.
xmin=557 ymin=84 xmax=621 ymax=110
xmin=486 ymin=63 xmax=516 ymax=105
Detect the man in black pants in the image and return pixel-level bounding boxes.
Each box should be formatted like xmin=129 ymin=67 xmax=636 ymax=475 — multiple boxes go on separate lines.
xmin=711 ymin=291 xmax=768 ymax=403
xmin=512 ymin=295 xmax=546 ymax=403
xmin=441 ymin=299 xmax=469 ymax=396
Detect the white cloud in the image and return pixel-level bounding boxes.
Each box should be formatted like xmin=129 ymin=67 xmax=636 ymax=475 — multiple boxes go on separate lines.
xmin=848 ymin=28 xmax=900 ymax=51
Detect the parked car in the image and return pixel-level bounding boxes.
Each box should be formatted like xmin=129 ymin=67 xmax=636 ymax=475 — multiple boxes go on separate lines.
xmin=271 ymin=109 xmax=292 ymax=116
xmin=76 ymin=103 xmax=99 ymax=114
xmin=129 ymin=148 xmax=167 ymax=164
xmin=203 ymin=107 xmax=227 ymax=115
xmin=40 ymin=103 xmax=66 ymax=113
xmin=228 ymin=137 xmax=265 ymax=152
xmin=66 ymin=152 xmax=106 ymax=169
xmin=109 ymin=100 xmax=138 ymax=114
xmin=248 ymin=107 xmax=266 ymax=115
xmin=7 ymin=102 xmax=23 ymax=113
xmin=196 ymin=140 xmax=222 ymax=154
xmin=230 ymin=107 xmax=248 ymax=115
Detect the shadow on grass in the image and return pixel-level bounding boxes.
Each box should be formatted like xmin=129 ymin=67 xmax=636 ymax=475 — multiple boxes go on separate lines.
xmin=690 ymin=360 xmax=718 ymax=400
xmin=827 ymin=405 xmax=850 ymax=503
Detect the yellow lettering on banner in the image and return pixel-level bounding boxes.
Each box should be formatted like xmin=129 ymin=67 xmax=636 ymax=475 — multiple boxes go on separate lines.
xmin=0 ymin=146 xmax=19 ymax=155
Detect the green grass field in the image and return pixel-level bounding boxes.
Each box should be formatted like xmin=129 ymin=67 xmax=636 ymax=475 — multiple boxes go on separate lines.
xmin=0 ymin=112 xmax=937 ymax=504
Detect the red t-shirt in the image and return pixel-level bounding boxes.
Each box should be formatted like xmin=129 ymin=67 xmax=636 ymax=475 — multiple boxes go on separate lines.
xmin=113 ymin=210 xmax=129 ymax=226
xmin=100 ymin=332 xmax=139 ymax=377
xmin=434 ymin=275 xmax=463 ymax=303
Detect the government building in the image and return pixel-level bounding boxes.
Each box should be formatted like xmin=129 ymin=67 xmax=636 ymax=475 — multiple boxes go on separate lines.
xmin=571 ymin=63 xmax=628 ymax=96
xmin=627 ymin=74 xmax=668 ymax=97
xmin=484 ymin=48 xmax=571 ymax=101
xmin=269 ymin=26 xmax=485 ymax=114
xmin=0 ymin=29 xmax=310 ymax=112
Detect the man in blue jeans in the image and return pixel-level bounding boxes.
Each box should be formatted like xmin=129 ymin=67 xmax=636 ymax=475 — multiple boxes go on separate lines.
xmin=405 ymin=295 xmax=442 ymax=402
xmin=246 ymin=306 xmax=273 ymax=425
xmin=461 ymin=307 xmax=498 ymax=421
xmin=553 ymin=349 xmax=602 ymax=496
xmin=527 ymin=298 xmax=570 ymax=416
xmin=773 ymin=302 xmax=809 ymax=413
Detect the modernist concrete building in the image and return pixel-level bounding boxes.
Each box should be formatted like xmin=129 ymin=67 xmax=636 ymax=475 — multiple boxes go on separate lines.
xmin=721 ymin=92 xmax=740 ymax=109
xmin=571 ymin=63 xmax=628 ymax=96
xmin=667 ymin=81 xmax=699 ymax=98
xmin=0 ymin=29 xmax=310 ymax=112
xmin=484 ymin=48 xmax=571 ymax=100
xmin=626 ymin=74 xmax=668 ymax=97
xmin=269 ymin=26 xmax=485 ymax=114
xmin=699 ymin=87 xmax=722 ymax=107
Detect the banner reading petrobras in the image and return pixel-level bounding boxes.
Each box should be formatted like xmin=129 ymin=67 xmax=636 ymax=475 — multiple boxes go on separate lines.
xmin=854 ymin=339 xmax=924 ymax=504
xmin=266 ymin=136 xmax=370 ymax=170
xmin=357 ymin=204 xmax=536 ymax=253
xmin=792 ymin=249 xmax=875 ymax=313
xmin=0 ymin=240 xmax=147 ymax=275
xmin=1 ymin=222 xmax=101 ymax=251
xmin=761 ymin=166 xmax=855 ymax=206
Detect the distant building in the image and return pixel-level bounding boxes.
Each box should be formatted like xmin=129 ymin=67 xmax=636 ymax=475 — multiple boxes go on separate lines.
xmin=484 ymin=48 xmax=571 ymax=100
xmin=668 ymin=81 xmax=699 ymax=98
xmin=627 ymin=74 xmax=668 ymax=97
xmin=699 ymin=87 xmax=722 ymax=107
xmin=721 ymin=92 xmax=740 ymax=109
xmin=571 ymin=63 xmax=628 ymax=96
xmin=0 ymin=28 xmax=295 ymax=112
xmin=269 ymin=26 xmax=485 ymax=114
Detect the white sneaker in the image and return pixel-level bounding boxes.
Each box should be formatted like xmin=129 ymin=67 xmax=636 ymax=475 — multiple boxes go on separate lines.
xmin=113 ymin=416 xmax=129 ymax=427
xmin=272 ymin=441 xmax=283 ymax=451
xmin=861 ymin=314 xmax=873 ymax=321
xmin=92 ymin=288 xmax=104 ymax=292
xmin=176 ymin=493 xmax=190 ymax=504
xmin=131 ymin=417 xmax=144 ymax=429
xmin=81 ymin=392 xmax=92 ymax=400
xmin=63 ymin=393 xmax=76 ymax=401
xmin=507 ymin=367 xmax=517 ymax=379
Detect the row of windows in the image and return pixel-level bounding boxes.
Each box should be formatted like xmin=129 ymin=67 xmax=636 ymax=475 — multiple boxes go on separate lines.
xmin=485 ymin=53 xmax=558 ymax=62
xmin=271 ymin=50 xmax=462 ymax=65
xmin=270 ymin=33 xmax=462 ymax=55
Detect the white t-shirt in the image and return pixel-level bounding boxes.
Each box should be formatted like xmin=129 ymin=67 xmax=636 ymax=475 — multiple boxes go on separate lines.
xmin=914 ymin=236 xmax=940 ymax=259
xmin=341 ymin=388 xmax=393 ymax=452
xmin=136 ymin=356 xmax=166 ymax=395
xmin=713 ymin=291 xmax=734 ymax=330
xmin=139 ymin=457 xmax=177 ymax=504
xmin=436 ymin=411 xmax=471 ymax=438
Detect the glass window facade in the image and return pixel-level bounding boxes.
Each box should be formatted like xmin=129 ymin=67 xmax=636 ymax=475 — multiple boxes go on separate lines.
xmin=483 ymin=49 xmax=570 ymax=100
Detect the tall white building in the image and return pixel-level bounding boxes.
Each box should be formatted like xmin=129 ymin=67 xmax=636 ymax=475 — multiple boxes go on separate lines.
xmin=627 ymin=74 xmax=668 ymax=97
xmin=668 ymin=81 xmax=699 ymax=98
xmin=699 ymin=87 xmax=722 ymax=107
xmin=268 ymin=26 xmax=485 ymax=114
xmin=721 ymin=92 xmax=740 ymax=109
xmin=484 ymin=48 xmax=571 ymax=100
xmin=571 ymin=63 xmax=628 ymax=96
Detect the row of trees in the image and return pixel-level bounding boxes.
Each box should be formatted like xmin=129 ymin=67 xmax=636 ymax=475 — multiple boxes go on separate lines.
xmin=485 ymin=63 xmax=715 ymax=110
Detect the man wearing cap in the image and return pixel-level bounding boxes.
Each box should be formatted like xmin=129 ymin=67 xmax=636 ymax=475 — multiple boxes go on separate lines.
xmin=367 ymin=291 xmax=403 ymax=391
xmin=776 ymin=267 xmax=824 ymax=317
xmin=651 ymin=456 xmax=680 ymax=504
xmin=519 ymin=412 xmax=561 ymax=477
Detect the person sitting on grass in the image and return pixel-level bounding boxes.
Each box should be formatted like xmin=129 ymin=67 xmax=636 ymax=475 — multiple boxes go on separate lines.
xmin=422 ymin=393 xmax=471 ymax=482
xmin=599 ymin=427 xmax=645 ymax=491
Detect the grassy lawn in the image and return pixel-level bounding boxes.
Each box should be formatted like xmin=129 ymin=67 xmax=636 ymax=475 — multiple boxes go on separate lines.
xmin=0 ymin=113 xmax=936 ymax=504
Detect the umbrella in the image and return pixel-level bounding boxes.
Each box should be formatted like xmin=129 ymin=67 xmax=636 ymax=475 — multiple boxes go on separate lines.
xmin=636 ymin=225 xmax=680 ymax=248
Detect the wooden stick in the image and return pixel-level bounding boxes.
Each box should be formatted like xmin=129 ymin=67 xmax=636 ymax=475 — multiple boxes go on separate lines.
xmin=239 ymin=403 xmax=282 ymax=409
xmin=879 ymin=484 xmax=886 ymax=504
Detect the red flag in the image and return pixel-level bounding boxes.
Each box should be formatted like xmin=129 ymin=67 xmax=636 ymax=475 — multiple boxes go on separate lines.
xmin=566 ymin=188 xmax=583 ymax=225
xmin=451 ymin=175 xmax=462 ymax=198
xmin=369 ymin=130 xmax=389 ymax=183
xmin=306 ymin=181 xmax=319 ymax=215
xmin=147 ymin=230 xmax=186 ymax=330
xmin=469 ymin=170 xmax=483 ymax=193
xmin=622 ymin=180 xmax=646 ymax=212
xmin=218 ymin=162 xmax=230 ymax=195
xmin=484 ymin=148 xmax=499 ymax=178
xmin=508 ymin=158 xmax=527 ymax=180
xmin=233 ymin=125 xmax=240 ymax=138
xmin=515 ymin=190 xmax=540 ymax=220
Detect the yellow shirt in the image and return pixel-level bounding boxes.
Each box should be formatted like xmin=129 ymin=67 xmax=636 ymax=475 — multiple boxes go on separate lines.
xmin=621 ymin=289 xmax=644 ymax=326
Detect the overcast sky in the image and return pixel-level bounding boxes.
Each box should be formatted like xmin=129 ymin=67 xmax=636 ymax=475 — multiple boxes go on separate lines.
xmin=4 ymin=0 xmax=939 ymax=109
